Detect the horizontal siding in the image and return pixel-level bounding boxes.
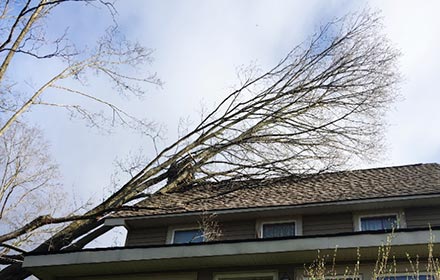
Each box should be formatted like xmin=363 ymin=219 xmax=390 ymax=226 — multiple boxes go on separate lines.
xmin=125 ymin=226 xmax=168 ymax=246
xmin=221 ymin=220 xmax=256 ymax=240
xmin=405 ymin=206 xmax=440 ymax=228
xmin=125 ymin=206 xmax=440 ymax=246
xmin=302 ymin=212 xmax=353 ymax=236
xmin=125 ymin=221 xmax=256 ymax=246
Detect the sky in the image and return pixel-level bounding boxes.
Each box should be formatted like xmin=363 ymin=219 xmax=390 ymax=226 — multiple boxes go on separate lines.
xmin=6 ymin=0 xmax=440 ymax=245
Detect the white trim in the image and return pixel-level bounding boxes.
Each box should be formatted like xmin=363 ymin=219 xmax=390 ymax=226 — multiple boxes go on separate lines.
xmin=166 ymin=226 xmax=203 ymax=244
xmin=256 ymin=217 xmax=302 ymax=238
xmin=214 ymin=271 xmax=278 ymax=280
xmin=353 ymin=209 xmax=406 ymax=232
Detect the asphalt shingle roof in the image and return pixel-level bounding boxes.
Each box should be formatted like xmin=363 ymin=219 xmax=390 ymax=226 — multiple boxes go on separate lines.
xmin=115 ymin=163 xmax=440 ymax=218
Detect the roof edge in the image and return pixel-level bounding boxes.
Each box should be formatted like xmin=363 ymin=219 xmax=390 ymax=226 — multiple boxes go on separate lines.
xmin=105 ymin=192 xmax=440 ymax=226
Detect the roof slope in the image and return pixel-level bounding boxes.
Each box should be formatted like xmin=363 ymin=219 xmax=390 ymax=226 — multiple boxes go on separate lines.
xmin=115 ymin=163 xmax=440 ymax=218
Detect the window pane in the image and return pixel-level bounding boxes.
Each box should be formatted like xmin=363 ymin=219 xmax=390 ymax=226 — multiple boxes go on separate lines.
xmin=262 ymin=222 xmax=295 ymax=238
xmin=326 ymin=277 xmax=361 ymax=280
xmin=361 ymin=215 xmax=397 ymax=231
xmin=173 ymin=229 xmax=204 ymax=244
xmin=381 ymin=275 xmax=432 ymax=280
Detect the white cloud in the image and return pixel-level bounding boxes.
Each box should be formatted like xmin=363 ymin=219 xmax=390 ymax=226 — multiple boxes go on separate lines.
xmin=367 ymin=0 xmax=440 ymax=164
xmin=14 ymin=0 xmax=440 ymax=203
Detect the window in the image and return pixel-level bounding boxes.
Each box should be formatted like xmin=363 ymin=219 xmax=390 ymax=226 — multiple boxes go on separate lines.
xmin=172 ymin=228 xmax=204 ymax=244
xmin=379 ymin=274 xmax=434 ymax=280
xmin=304 ymin=275 xmax=362 ymax=280
xmin=261 ymin=221 xmax=296 ymax=238
xmin=354 ymin=211 xmax=406 ymax=232
xmin=326 ymin=277 xmax=361 ymax=280
xmin=360 ymin=215 xmax=397 ymax=231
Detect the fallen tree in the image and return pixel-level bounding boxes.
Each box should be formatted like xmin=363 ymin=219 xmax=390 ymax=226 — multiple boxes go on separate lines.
xmin=0 ymin=10 xmax=400 ymax=279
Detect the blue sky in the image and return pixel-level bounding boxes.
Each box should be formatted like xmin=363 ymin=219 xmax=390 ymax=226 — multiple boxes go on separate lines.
xmin=13 ymin=0 xmax=440 ymax=219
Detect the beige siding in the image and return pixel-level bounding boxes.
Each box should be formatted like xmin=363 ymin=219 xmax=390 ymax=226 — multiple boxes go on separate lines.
xmin=124 ymin=206 xmax=440 ymax=247
xmin=221 ymin=220 xmax=256 ymax=240
xmin=198 ymin=265 xmax=294 ymax=280
xmin=125 ymin=220 xmax=257 ymax=246
xmin=302 ymin=212 xmax=353 ymax=235
xmin=295 ymin=262 xmax=433 ymax=280
xmin=125 ymin=226 xmax=168 ymax=246
xmin=405 ymin=206 xmax=440 ymax=228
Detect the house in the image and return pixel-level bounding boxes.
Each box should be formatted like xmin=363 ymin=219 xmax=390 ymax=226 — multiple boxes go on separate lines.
xmin=23 ymin=163 xmax=440 ymax=280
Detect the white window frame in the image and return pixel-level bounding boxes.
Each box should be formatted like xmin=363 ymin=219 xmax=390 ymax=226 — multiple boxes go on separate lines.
xmin=256 ymin=217 xmax=302 ymax=238
xmin=353 ymin=210 xmax=406 ymax=232
xmin=166 ymin=226 xmax=204 ymax=244
xmin=214 ymin=271 xmax=278 ymax=280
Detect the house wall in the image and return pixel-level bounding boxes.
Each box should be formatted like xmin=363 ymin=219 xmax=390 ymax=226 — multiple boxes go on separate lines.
xmin=197 ymin=265 xmax=294 ymax=280
xmin=125 ymin=226 xmax=168 ymax=246
xmin=125 ymin=206 xmax=440 ymax=247
xmin=405 ymin=206 xmax=440 ymax=228
xmin=220 ymin=220 xmax=257 ymax=240
xmin=302 ymin=212 xmax=353 ymax=235
xmin=294 ymin=262 xmax=433 ymax=280
xmin=125 ymin=220 xmax=257 ymax=246
xmin=62 ymin=261 xmax=433 ymax=280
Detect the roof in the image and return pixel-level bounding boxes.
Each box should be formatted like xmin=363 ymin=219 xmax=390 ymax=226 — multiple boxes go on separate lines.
xmin=115 ymin=163 xmax=440 ymax=218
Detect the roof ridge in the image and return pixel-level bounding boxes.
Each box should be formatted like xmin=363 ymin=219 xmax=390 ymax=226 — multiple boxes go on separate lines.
xmin=342 ymin=162 xmax=439 ymax=172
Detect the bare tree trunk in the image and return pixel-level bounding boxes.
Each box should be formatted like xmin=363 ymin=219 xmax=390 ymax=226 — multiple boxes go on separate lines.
xmin=0 ymin=0 xmax=47 ymax=82
xmin=0 ymin=0 xmax=161 ymax=274
xmin=0 ymin=70 xmax=67 ymax=137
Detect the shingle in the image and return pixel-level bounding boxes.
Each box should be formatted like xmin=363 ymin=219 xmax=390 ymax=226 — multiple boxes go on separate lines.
xmin=113 ymin=163 xmax=440 ymax=218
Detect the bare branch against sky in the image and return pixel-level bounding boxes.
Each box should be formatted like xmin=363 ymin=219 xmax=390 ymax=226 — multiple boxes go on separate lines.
xmin=0 ymin=0 xmax=439 ymax=279
xmin=0 ymin=0 xmax=162 ymax=269
xmin=0 ymin=7 xmax=405 ymax=278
